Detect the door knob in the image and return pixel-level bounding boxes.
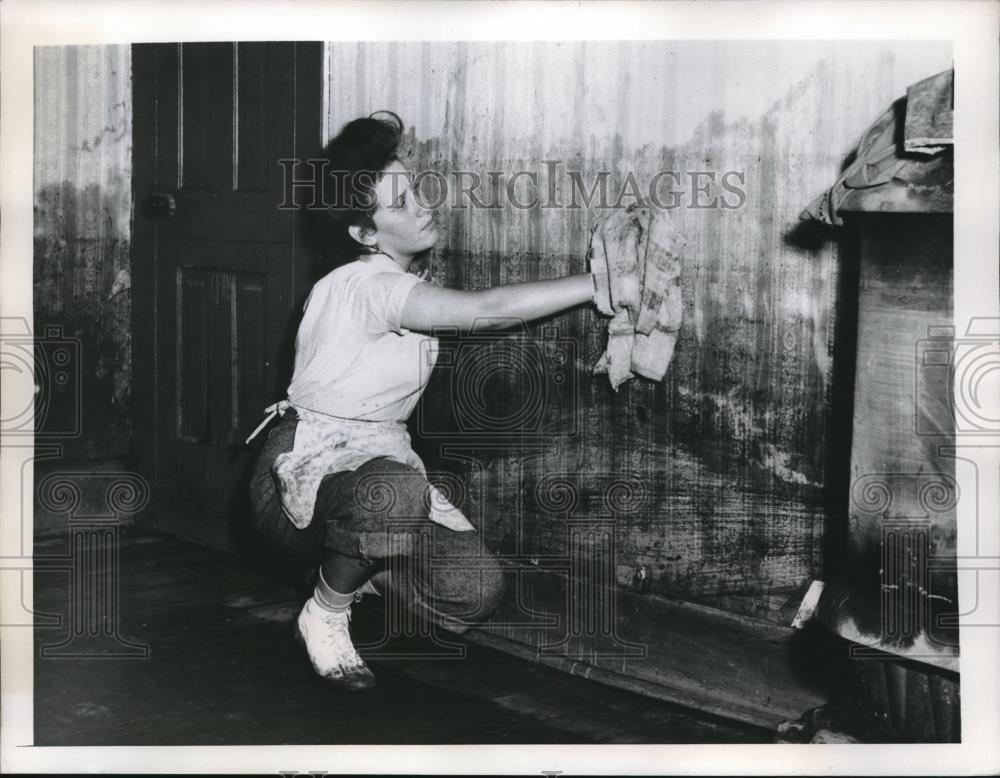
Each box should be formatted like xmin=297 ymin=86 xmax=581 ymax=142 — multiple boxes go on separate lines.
xmin=146 ymin=191 xmax=176 ymax=219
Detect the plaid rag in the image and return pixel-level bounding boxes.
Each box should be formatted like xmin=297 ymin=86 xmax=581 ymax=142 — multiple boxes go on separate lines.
xmin=588 ymin=203 xmax=685 ymax=390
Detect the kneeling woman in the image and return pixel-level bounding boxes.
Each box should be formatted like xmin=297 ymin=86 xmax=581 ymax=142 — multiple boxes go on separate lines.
xmin=249 ymin=112 xmax=594 ymax=690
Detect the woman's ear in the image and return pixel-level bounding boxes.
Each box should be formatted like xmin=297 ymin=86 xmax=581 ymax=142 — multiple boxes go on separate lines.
xmin=348 ymin=223 xmax=378 ymax=248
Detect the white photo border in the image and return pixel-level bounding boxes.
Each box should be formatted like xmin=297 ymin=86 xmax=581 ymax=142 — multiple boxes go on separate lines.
xmin=2 ymin=0 xmax=998 ymax=774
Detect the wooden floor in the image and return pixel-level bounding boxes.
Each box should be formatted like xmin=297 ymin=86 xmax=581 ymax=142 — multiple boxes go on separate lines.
xmin=33 ymin=529 xmax=773 ymax=745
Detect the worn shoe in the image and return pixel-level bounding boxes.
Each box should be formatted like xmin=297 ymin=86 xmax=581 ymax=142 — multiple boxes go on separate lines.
xmin=294 ymin=596 xmax=376 ymax=691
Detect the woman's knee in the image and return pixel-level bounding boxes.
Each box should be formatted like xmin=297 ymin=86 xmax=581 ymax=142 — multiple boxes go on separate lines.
xmin=315 ymin=459 xmax=427 ymax=523
xmin=314 ymin=458 xmax=431 ymax=561
xmin=349 ymin=457 xmax=431 ymax=522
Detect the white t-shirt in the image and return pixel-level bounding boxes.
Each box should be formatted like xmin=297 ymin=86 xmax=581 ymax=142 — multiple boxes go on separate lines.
xmin=286 ymin=253 xmax=437 ymax=421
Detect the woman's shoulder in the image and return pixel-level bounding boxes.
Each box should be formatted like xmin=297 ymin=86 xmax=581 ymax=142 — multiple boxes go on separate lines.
xmin=311 ymin=258 xmax=371 ymax=293
xmin=323 ymin=256 xmax=394 ymax=284
xmin=306 ymin=257 xmax=399 ymax=313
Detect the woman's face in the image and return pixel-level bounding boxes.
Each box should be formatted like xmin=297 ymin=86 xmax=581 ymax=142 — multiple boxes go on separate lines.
xmin=369 ymin=160 xmax=439 ymax=260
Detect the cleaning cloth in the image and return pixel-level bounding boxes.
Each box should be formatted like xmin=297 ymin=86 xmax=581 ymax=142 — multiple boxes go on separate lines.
xmin=589 ymin=203 xmax=685 ymax=390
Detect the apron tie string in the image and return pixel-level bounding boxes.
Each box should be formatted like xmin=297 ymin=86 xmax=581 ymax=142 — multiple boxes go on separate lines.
xmin=244 ymin=400 xmax=292 ymax=445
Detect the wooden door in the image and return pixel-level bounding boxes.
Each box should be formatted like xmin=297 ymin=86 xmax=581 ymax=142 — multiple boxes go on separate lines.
xmin=131 ymin=43 xmax=322 ymax=550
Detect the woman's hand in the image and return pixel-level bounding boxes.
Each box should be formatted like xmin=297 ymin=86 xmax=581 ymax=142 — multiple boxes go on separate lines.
xmin=400 ymin=273 xmax=594 ymax=334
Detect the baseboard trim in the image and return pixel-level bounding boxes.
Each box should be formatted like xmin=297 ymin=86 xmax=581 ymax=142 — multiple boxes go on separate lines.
xmin=466 ymin=628 xmax=782 ymax=730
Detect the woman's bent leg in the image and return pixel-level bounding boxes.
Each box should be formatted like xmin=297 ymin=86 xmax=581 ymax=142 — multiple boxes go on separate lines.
xmin=393 ymin=521 xmax=506 ymax=634
xmin=317 ymin=457 xmax=506 ymax=635
xmin=248 ymin=418 xmax=376 ymax=689
xmin=253 ymin=445 xmax=506 ymax=685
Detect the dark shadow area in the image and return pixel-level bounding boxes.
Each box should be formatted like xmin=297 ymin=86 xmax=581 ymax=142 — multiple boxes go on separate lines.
xmin=817 ymin=223 xmax=861 ymax=585
xmin=33 ymin=182 xmax=133 ymax=463
xmin=783 ymin=218 xmax=840 ymax=253
xmin=781 ymin=620 xmax=960 ymax=743
xmin=783 ymin=620 xmax=855 ymax=705
xmin=33 ymin=528 xmax=774 ymax=746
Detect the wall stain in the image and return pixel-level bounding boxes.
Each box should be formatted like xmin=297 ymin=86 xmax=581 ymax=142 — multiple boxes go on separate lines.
xmin=34 ymin=45 xmax=132 ymax=462
xmin=331 ymin=42 xmax=949 ymax=626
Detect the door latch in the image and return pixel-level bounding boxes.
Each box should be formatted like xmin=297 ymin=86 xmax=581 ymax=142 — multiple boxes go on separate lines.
xmin=145 ymin=191 xmax=176 ymax=219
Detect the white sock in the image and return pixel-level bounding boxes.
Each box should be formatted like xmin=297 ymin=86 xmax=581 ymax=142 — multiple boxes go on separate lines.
xmin=313 ymin=569 xmax=354 ymax=613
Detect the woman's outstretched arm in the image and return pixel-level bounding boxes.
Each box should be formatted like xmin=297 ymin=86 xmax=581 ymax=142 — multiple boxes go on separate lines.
xmin=400 ymin=273 xmax=593 ymax=333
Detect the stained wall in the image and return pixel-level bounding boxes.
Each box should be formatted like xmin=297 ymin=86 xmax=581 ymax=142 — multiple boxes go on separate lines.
xmin=323 ymin=41 xmax=953 ymax=621
xmin=33 ymin=45 xmax=133 ymax=461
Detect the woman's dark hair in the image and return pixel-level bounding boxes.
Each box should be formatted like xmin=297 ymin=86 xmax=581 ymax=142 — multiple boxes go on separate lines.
xmin=305 ymin=110 xmax=404 ymax=263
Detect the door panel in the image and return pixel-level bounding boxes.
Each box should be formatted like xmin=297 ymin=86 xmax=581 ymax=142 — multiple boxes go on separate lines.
xmin=153 ymin=43 xmax=300 ymax=244
xmin=175 ymin=253 xmax=268 ymax=446
xmin=176 ymin=267 xmax=210 ymax=442
xmin=235 ymin=43 xmax=270 ymax=192
xmin=132 ymin=42 xmax=321 ymax=549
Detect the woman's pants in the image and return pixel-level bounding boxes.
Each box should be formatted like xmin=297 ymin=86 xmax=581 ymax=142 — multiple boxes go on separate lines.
xmin=248 ymin=413 xmax=505 ymax=634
